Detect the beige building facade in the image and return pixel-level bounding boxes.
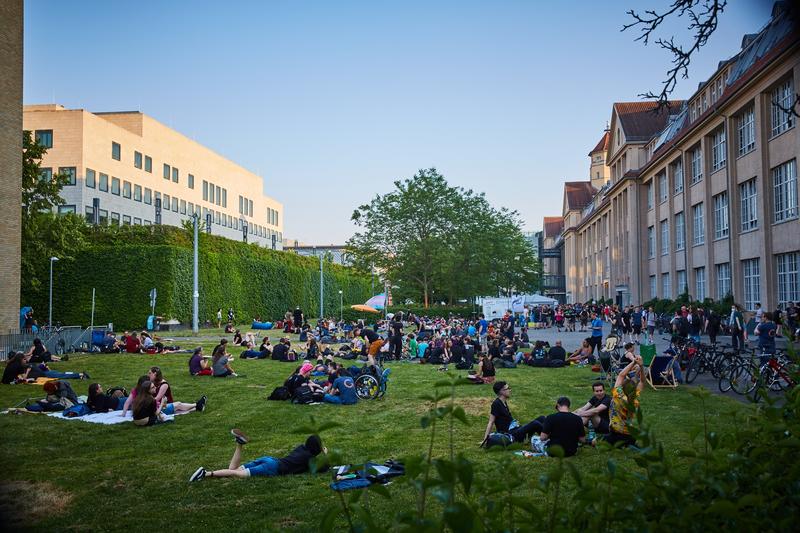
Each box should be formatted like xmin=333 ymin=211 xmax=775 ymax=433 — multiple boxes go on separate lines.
xmin=23 ymin=105 xmax=284 ymax=248
xmin=0 ymin=0 xmax=23 ymax=332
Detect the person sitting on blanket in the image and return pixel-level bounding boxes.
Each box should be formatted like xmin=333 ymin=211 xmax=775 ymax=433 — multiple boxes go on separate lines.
xmin=467 ymin=353 xmax=495 ymax=384
xmin=131 ymin=380 xmax=170 ymax=426
xmin=481 ymin=381 xmax=544 ymax=446
xmin=189 ymin=347 xmax=213 ymax=376
xmin=121 ymin=375 xmax=149 ymax=417
xmin=25 ymin=338 xmax=64 ymax=363
xmin=599 ymin=355 xmax=645 ymax=448
xmin=148 ymin=366 xmax=207 ymax=415
xmin=572 ymin=382 xmax=611 ymax=435
xmin=189 ymin=431 xmax=327 ymax=481
xmin=1 ymin=351 xmax=88 ymax=383
xmin=87 ymin=383 xmax=128 ymax=412
xmin=323 ymin=369 xmax=358 ymax=405
xmin=567 ymin=340 xmax=594 ymax=365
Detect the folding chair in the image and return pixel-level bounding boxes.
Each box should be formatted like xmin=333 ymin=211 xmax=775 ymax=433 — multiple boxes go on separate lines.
xmin=646 ymin=351 xmax=679 ymax=389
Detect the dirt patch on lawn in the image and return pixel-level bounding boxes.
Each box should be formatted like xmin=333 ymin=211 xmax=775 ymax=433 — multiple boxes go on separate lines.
xmin=415 ymin=396 xmax=493 ymax=418
xmin=0 ymin=480 xmax=73 ymax=528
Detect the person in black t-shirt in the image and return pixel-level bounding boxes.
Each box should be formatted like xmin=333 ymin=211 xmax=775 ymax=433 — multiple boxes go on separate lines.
xmin=573 ymin=382 xmax=612 ymax=434
xmin=540 ymin=397 xmax=586 ymax=457
xmin=547 ymin=341 xmax=567 ymax=362
xmin=190 ymin=431 xmax=327 ymax=481
xmin=390 ymin=315 xmax=404 ymax=360
xmin=481 ymin=381 xmax=545 ymax=445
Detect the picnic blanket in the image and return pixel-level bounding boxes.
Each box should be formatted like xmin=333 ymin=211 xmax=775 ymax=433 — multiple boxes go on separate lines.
xmin=46 ymin=410 xmax=185 ymax=425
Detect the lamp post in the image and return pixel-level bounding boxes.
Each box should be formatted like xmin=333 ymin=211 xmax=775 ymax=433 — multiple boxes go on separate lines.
xmin=192 ymin=212 xmax=199 ymax=333
xmin=338 ymin=290 xmax=343 ymax=321
xmin=48 ymin=257 xmax=59 ymax=329
xmin=319 ymin=251 xmax=324 ymax=320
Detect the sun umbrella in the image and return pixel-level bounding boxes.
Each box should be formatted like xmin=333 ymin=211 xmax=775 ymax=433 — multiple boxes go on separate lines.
xmin=350 ymin=304 xmax=380 ymax=313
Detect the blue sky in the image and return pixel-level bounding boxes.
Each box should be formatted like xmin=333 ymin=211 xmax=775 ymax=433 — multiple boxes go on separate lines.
xmin=24 ymin=0 xmax=774 ymax=243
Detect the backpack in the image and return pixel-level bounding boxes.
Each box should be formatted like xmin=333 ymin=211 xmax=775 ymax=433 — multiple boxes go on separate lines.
xmin=501 ymin=360 xmax=517 ymax=369
xmin=268 ymin=386 xmax=291 ymax=401
xmin=106 ymin=386 xmax=128 ymax=397
xmin=285 ymin=351 xmax=297 ymax=362
xmin=292 ymin=385 xmax=323 ymax=404
xmin=481 ymin=432 xmax=513 ymax=448
xmin=455 ymin=360 xmax=472 ymax=370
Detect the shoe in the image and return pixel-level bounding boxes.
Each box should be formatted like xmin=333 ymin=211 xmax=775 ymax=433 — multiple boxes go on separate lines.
xmin=231 ymin=429 xmax=249 ymax=445
xmin=62 ymin=354 xmax=69 ymax=361
xmin=196 ymin=395 xmax=207 ymax=412
xmin=82 ymin=372 xmax=91 ymax=380
xmin=189 ymin=467 xmax=206 ymax=482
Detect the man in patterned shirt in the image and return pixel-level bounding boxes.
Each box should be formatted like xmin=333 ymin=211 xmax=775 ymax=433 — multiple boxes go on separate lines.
xmin=602 ymin=355 xmax=645 ymax=448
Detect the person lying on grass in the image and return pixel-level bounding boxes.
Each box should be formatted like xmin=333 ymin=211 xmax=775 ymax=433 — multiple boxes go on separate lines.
xmin=189 ymin=431 xmax=327 ymax=481
xmin=1 ymin=351 xmax=89 ymax=384
xmin=87 ymin=383 xmax=127 ymax=412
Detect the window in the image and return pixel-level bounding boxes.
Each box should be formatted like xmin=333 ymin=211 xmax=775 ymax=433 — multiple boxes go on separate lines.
xmin=777 ymin=252 xmax=800 ymax=305
xmin=738 ymin=106 xmax=755 ymax=155
xmin=711 ymin=126 xmax=726 ymax=172
xmin=172 ymin=167 xmax=179 ymax=183
xmin=677 ymin=270 xmax=687 ymax=295
xmin=144 ymin=220 xmax=152 ymax=226
xmin=132 ymin=217 xmax=141 ymax=225
xmin=771 ymin=77 xmax=795 ymax=137
xmin=649 ymin=275 xmax=657 ymax=299
xmin=215 ymin=186 xmax=221 ymax=206
xmin=662 ymin=273 xmax=671 ymax=299
xmin=84 ymin=205 xmax=94 ymax=222
xmin=188 ymin=174 xmax=194 ymax=189
xmin=672 ymin=158 xmax=683 ymax=194
xmin=740 ymin=178 xmax=758 ymax=232
xmin=111 ymin=177 xmax=120 ymax=195
xmin=163 ymin=164 xmax=170 ymax=180
xmin=694 ymin=267 xmax=706 ymax=301
xmin=171 ymin=197 xmax=178 ymax=212
xmin=85 ymin=168 xmax=96 ymax=188
xmin=134 ymin=151 xmax=143 ymax=169
xmin=647 ymin=182 xmax=654 ymax=210
xmin=180 ymin=199 xmax=186 ymax=215
xmin=112 ymin=142 xmax=121 ymax=161
xmin=773 ymin=159 xmax=798 ymax=222
xmin=144 ymin=188 xmax=152 ymax=205
xmin=716 ymin=263 xmax=731 ymax=300
xmin=110 ymin=212 xmax=120 ymax=225
xmin=123 ymin=181 xmax=132 ymax=199
xmin=660 ymin=220 xmax=670 ymax=255
xmin=743 ymin=258 xmax=760 ymax=310
xmin=209 ymin=183 xmax=215 ymax=204
xmin=35 ymin=130 xmax=53 ymax=148
xmin=221 ymin=214 xmax=227 ymax=227
xmin=222 ymin=188 xmax=227 ymax=208
xmin=275 ymin=211 xmax=279 ymax=226
xmin=58 ymin=205 xmax=76 ymax=215
xmin=647 ymin=226 xmax=655 ymax=258
xmin=122 ymin=215 xmax=131 ymax=226
xmin=188 ymin=202 xmax=194 ymax=214
xmin=99 ymin=173 xmax=109 ymax=192
xmin=144 ymin=156 xmax=152 ymax=173
xmin=215 ymin=211 xmax=221 ymax=224
xmin=239 ymin=195 xmax=243 ymax=214
xmin=691 ymin=146 xmax=703 ymax=184
xmin=59 ymin=167 xmax=76 ymax=186
xmin=134 ymin=184 xmax=142 ymax=202
xmin=249 ymin=200 xmax=253 ymax=217
xmin=99 ymin=209 xmax=108 ymax=225
xmin=675 ymin=212 xmax=685 ymax=251
xmin=713 ymin=192 xmax=729 ymax=239
xmin=39 ymin=167 xmax=52 ymax=181
xmin=234 ymin=218 xmax=238 ymax=230
xmin=164 ymin=193 xmax=170 ymax=208
xmin=692 ymin=203 xmax=705 ymax=245
xmin=203 ymin=180 xmax=209 ymax=201
xmin=658 ymin=172 xmax=668 ymax=203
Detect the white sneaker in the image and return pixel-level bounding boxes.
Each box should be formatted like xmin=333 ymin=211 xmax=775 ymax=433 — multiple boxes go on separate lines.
xmin=189 ymin=467 xmax=206 ymax=482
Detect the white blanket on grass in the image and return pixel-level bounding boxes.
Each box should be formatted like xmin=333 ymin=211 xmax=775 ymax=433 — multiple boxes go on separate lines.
xmin=47 ymin=410 xmax=186 ymax=425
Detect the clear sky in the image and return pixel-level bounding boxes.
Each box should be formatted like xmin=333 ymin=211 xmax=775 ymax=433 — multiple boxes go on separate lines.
xmin=23 ymin=0 xmax=774 ymax=243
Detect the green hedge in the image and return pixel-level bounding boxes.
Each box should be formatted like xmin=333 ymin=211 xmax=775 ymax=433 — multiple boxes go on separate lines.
xmin=44 ymin=241 xmax=371 ymax=330
xmin=386 ymin=305 xmax=476 ymax=319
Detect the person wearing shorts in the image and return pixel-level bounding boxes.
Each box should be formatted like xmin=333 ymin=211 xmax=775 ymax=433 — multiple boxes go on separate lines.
xmin=190 ymin=431 xmax=326 ymax=481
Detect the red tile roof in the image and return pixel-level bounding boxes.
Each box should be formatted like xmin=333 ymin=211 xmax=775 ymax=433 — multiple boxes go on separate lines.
xmin=564 ymin=181 xmax=597 ymax=211
xmin=543 ymin=216 xmax=564 ymax=239
xmin=614 ymin=101 xmax=684 ymax=142
xmin=588 ymin=131 xmax=609 ymax=155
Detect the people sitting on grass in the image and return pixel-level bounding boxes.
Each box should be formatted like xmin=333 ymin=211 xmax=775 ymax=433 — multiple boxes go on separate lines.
xmin=1 ymin=351 xmax=89 ymax=384
xmin=532 ymin=397 xmax=586 ymax=457
xmin=87 ymin=383 xmax=127 ymax=412
xmin=189 ymin=431 xmax=326 ymax=481
xmin=125 ymin=332 xmax=142 ymax=354
xmin=25 ymin=338 xmax=64 ymax=363
xmin=548 ymin=340 xmax=567 ymax=363
xmin=189 ymin=347 xmax=213 ymax=376
xmin=212 ymin=340 xmax=237 ymax=377
xmin=323 ymin=369 xmax=358 ymax=405
xmin=232 ymin=330 xmax=243 ymax=346
xmin=141 ymin=331 xmax=155 ymax=351
xmin=572 ymin=382 xmax=611 ymax=435
xmin=131 ymin=380 xmax=169 ymax=426
xmin=149 ymin=365 xmax=206 ymax=415
xmin=259 ymin=337 xmax=272 ymax=358
xmin=481 ymin=381 xmax=544 ymax=445
xmin=271 ymin=338 xmax=291 ymax=362
xmin=567 ymin=340 xmax=594 ymax=365
xmin=98 ymin=331 xmax=122 ymax=353
xmin=239 ymin=341 xmax=265 ymax=359
xmin=599 ymin=355 xmax=645 ymax=448
xmin=467 ymin=353 xmax=496 ymax=384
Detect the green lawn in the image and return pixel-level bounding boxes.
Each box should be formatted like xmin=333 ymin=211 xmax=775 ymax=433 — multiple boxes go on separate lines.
xmin=0 ymin=336 xmax=751 ymax=532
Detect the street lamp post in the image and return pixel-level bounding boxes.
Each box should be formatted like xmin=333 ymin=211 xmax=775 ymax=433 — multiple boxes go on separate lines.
xmin=319 ymin=251 xmax=324 ymax=320
xmin=338 ymin=290 xmax=343 ymax=322
xmin=192 ymin=213 xmax=199 ymax=333
xmin=48 ymin=257 xmax=59 ymax=329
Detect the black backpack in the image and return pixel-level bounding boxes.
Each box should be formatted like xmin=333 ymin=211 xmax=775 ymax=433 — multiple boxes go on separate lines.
xmin=292 ymin=384 xmax=323 ymax=404
xmin=268 ymin=386 xmax=291 ymax=401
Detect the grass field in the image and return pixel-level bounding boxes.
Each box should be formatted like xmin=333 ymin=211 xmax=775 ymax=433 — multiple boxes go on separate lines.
xmin=0 ymin=333 xmax=752 ymax=532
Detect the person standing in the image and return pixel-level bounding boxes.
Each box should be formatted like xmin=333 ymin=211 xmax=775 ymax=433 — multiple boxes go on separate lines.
xmin=645 ymin=307 xmax=657 ymax=344
xmin=588 ymin=312 xmax=603 ymax=356
xmin=729 ymin=304 xmax=746 ymax=352
xmin=390 ymin=314 xmax=404 ymax=360
xmin=293 ymin=308 xmax=304 ymax=333
xmin=216 ymin=308 xmax=223 ymax=329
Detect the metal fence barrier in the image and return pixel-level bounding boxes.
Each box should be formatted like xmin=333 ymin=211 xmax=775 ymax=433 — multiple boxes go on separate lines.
xmin=0 ymin=326 xmax=92 ymax=361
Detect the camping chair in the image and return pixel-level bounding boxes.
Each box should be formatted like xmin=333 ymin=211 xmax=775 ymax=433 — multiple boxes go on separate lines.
xmin=646 ymin=350 xmax=679 ymax=389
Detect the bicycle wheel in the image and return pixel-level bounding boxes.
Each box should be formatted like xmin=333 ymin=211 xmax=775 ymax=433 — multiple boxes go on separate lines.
xmin=730 ymin=363 xmax=758 ymax=395
xmin=718 ymin=359 xmax=734 ymax=393
xmin=769 ymin=364 xmax=793 ymax=392
xmin=685 ymin=355 xmax=701 ymax=384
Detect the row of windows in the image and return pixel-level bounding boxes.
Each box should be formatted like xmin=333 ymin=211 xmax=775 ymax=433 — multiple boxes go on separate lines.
xmin=648 ymin=252 xmax=798 ymax=309
xmin=239 ymin=195 xmax=254 ymax=217
xmin=202 ymin=180 xmax=227 ymax=208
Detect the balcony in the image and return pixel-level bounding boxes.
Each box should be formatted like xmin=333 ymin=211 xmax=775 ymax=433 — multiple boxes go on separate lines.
xmin=541 ymin=274 xmax=566 ymax=291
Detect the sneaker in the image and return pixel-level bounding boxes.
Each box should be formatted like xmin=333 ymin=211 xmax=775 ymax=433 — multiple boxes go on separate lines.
xmin=231 ymin=429 xmax=249 ymax=445
xmin=189 ymin=467 xmax=206 ymax=482
xmin=82 ymin=371 xmax=91 ymax=380
xmin=196 ymin=395 xmax=207 ymax=412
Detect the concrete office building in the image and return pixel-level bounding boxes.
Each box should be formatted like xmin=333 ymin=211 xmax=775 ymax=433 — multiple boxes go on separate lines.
xmin=0 ymin=0 xmax=23 ymax=332
xmin=23 ymin=105 xmax=284 ymax=248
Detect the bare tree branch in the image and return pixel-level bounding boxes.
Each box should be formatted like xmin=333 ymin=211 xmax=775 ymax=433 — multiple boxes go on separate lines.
xmin=622 ymin=0 xmax=727 ymax=108
xmin=773 ymin=93 xmax=800 ymax=119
